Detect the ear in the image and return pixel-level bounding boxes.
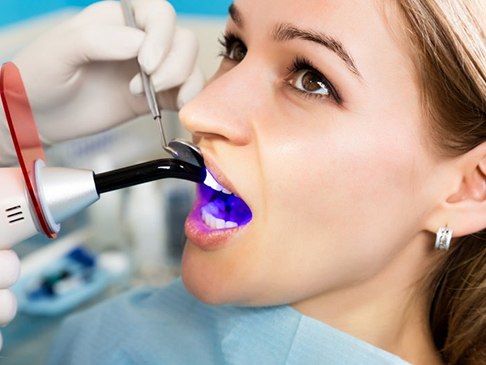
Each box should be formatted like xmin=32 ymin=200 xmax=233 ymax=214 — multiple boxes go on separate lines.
xmin=427 ymin=142 xmax=486 ymax=237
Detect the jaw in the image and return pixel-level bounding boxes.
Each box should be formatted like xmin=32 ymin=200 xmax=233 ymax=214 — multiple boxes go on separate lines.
xmin=290 ymin=230 xmax=440 ymax=361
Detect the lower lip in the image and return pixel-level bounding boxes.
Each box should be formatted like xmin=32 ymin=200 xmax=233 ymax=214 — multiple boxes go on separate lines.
xmin=184 ymin=200 xmax=246 ymax=251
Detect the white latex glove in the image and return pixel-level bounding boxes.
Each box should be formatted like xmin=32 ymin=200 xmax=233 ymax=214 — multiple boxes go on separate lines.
xmin=2 ymin=0 xmax=203 ymax=155
xmin=0 ymin=249 xmax=20 ymax=351
xmin=0 ymin=0 xmax=204 ymax=345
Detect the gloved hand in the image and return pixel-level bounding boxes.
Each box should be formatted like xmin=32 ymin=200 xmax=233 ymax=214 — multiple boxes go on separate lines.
xmin=0 ymin=248 xmax=20 ymax=351
xmin=0 ymin=0 xmax=204 ymax=347
xmin=0 ymin=0 xmax=203 ymax=164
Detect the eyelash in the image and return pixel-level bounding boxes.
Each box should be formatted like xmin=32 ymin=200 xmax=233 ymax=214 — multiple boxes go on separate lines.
xmin=218 ymin=32 xmax=342 ymax=104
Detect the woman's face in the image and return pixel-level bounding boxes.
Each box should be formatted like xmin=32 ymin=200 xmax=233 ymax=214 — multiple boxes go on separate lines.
xmin=179 ymin=0 xmax=442 ymax=308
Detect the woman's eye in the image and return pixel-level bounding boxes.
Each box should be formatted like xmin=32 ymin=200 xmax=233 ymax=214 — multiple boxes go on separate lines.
xmin=227 ymin=41 xmax=247 ymax=62
xmin=291 ymin=69 xmax=330 ymax=96
xmin=286 ymin=57 xmax=341 ymax=103
xmin=219 ymin=33 xmax=247 ymax=63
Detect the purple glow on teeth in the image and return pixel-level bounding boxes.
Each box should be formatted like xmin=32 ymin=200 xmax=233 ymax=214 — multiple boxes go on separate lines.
xmin=200 ymin=174 xmax=252 ymax=227
xmin=204 ymin=169 xmax=221 ymax=191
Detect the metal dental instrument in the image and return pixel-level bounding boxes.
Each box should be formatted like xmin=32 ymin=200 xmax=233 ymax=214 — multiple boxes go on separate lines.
xmin=120 ymin=0 xmax=204 ymax=168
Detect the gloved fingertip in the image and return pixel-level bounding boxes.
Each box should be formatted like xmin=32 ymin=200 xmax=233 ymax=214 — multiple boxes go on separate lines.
xmin=138 ymin=48 xmax=162 ymax=75
xmin=176 ymin=93 xmax=187 ymax=110
xmin=0 ymin=290 xmax=17 ymax=326
xmin=177 ymin=71 xmax=205 ymax=109
xmin=0 ymin=251 xmax=21 ymax=287
xmin=177 ymin=89 xmax=198 ymax=110
xmin=129 ymin=76 xmax=144 ymax=95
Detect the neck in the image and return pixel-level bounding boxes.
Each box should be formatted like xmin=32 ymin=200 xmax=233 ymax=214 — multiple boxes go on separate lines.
xmin=292 ymin=233 xmax=443 ymax=365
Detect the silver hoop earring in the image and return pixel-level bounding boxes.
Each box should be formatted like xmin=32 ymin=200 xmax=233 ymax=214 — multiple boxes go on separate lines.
xmin=435 ymin=227 xmax=453 ymax=251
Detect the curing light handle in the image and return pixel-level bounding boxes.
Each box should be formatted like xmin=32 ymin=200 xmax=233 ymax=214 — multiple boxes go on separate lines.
xmin=94 ymin=158 xmax=206 ymax=195
xmin=1 ymin=158 xmax=205 ymax=249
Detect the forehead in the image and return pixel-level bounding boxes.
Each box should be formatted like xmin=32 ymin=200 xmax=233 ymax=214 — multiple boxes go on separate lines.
xmin=230 ymin=0 xmax=413 ymax=82
xmin=231 ymin=0 xmax=385 ymax=34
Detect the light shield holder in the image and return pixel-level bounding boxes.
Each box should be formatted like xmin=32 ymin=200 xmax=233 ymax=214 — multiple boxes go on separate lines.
xmin=0 ymin=62 xmax=56 ymax=238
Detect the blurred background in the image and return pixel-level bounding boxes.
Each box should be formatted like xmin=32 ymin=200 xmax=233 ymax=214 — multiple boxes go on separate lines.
xmin=0 ymin=1 xmax=229 ymax=364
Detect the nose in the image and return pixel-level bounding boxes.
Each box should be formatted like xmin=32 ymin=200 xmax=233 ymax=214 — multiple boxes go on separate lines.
xmin=179 ymin=63 xmax=257 ymax=146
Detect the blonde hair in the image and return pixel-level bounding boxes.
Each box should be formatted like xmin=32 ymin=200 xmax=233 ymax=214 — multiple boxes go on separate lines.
xmin=396 ymin=1 xmax=486 ymax=363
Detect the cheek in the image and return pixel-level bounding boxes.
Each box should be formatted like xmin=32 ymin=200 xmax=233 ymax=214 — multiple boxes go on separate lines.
xmin=261 ymin=120 xmax=426 ymax=281
xmin=267 ymin=128 xmax=415 ymax=215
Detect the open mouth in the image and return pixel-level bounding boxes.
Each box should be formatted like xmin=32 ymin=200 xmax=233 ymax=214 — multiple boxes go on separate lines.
xmin=198 ymin=169 xmax=252 ymax=230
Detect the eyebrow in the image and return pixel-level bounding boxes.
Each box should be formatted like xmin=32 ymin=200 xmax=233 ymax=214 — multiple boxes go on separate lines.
xmin=228 ymin=3 xmax=362 ymax=79
xmin=228 ymin=4 xmax=243 ymax=27
xmin=273 ymin=24 xmax=362 ymax=78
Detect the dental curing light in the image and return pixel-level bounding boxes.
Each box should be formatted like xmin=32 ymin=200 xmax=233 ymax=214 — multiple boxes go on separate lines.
xmin=0 ymin=62 xmax=205 ymax=248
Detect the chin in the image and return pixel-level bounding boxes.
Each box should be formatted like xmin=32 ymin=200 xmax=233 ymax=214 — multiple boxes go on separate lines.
xmin=181 ymin=267 xmax=234 ymax=305
xmin=181 ymin=240 xmax=268 ymax=306
xmin=180 ymin=243 xmax=235 ymax=305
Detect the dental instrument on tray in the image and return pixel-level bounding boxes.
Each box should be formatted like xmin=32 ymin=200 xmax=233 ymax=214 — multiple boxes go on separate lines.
xmin=120 ymin=0 xmax=204 ymax=168
xmin=0 ymin=61 xmax=205 ymax=247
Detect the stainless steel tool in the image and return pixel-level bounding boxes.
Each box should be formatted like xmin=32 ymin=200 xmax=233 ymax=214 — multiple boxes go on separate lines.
xmin=120 ymin=0 xmax=204 ymax=168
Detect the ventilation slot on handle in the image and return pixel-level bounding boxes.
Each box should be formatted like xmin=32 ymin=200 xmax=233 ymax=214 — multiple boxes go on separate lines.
xmin=6 ymin=205 xmax=24 ymax=223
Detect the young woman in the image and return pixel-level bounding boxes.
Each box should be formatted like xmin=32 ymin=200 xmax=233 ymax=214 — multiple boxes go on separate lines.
xmin=48 ymin=1 xmax=486 ymax=364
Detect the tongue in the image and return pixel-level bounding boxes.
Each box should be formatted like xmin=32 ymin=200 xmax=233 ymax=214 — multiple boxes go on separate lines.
xmin=226 ymin=195 xmax=252 ymax=224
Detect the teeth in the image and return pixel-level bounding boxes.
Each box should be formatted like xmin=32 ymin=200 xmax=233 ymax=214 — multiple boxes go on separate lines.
xmin=202 ymin=206 xmax=239 ymax=230
xmin=225 ymin=221 xmax=238 ymax=228
xmin=204 ymin=170 xmax=233 ymax=195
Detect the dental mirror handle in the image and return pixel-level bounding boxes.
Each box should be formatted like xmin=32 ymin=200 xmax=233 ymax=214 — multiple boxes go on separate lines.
xmin=120 ymin=0 xmax=168 ymax=146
